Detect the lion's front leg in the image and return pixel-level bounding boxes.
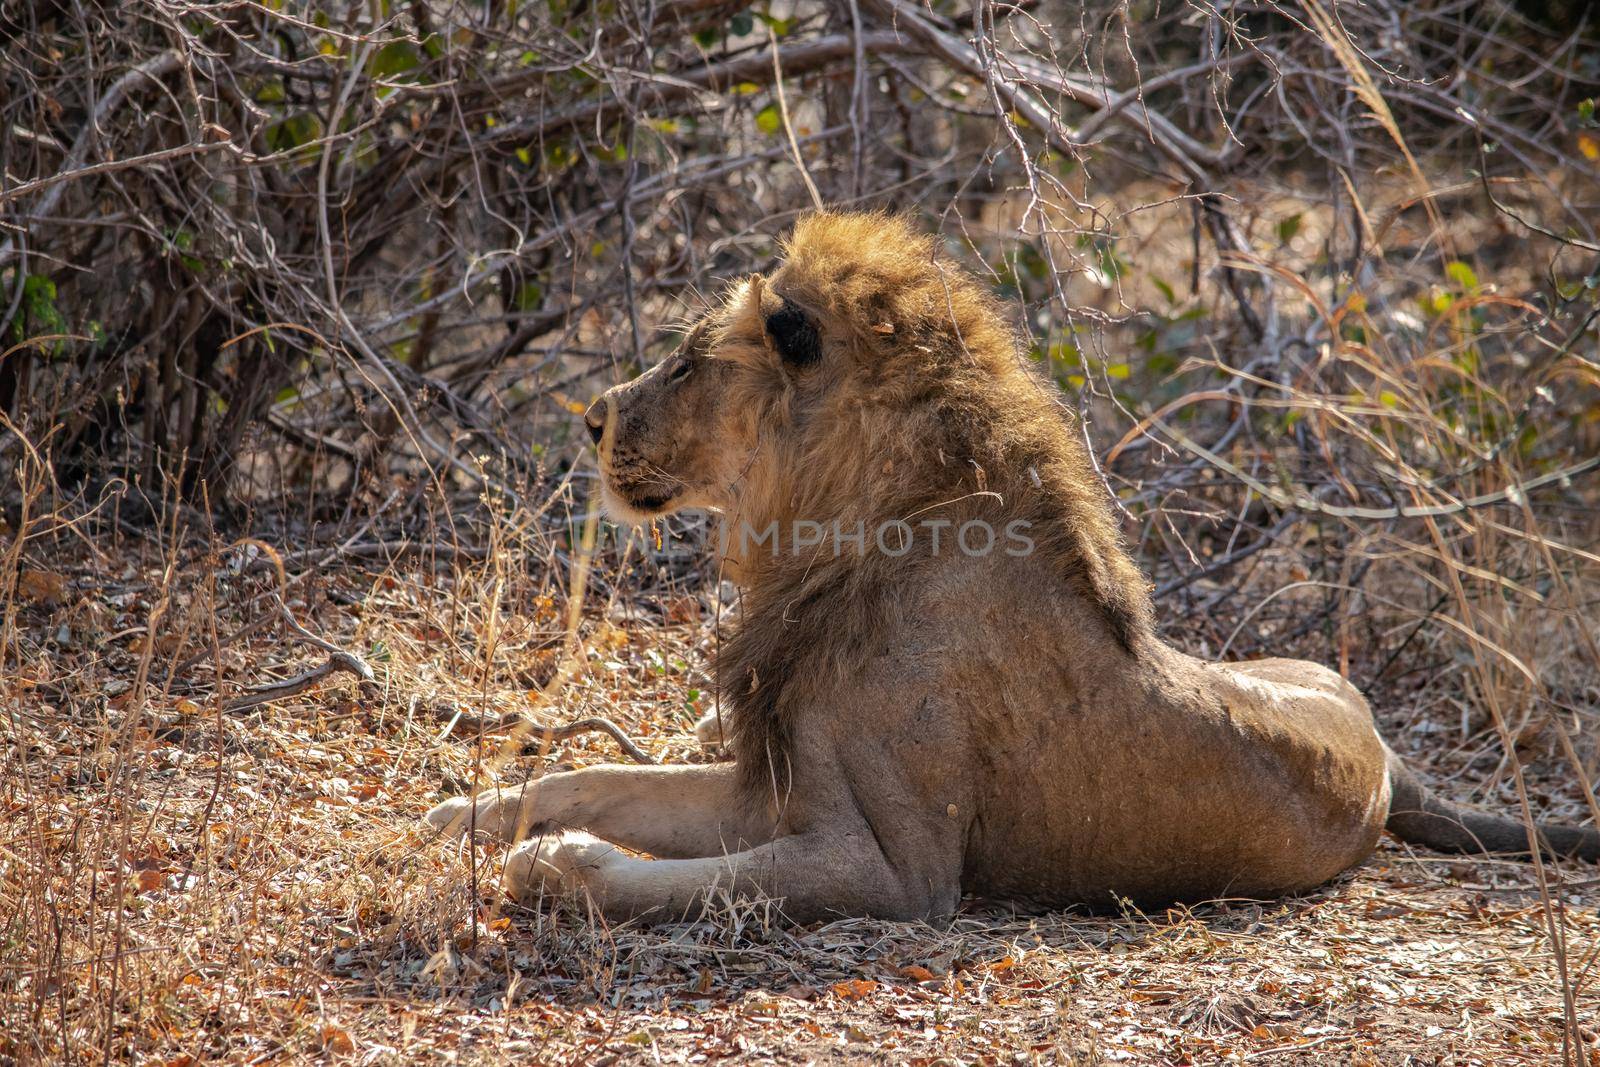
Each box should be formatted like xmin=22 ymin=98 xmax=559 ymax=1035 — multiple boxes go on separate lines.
xmin=504 ymin=829 xmax=950 ymax=924
xmin=423 ymin=762 xmax=773 ymax=858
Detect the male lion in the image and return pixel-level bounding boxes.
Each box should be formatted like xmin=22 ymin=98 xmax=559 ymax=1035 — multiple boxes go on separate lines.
xmin=427 ymin=212 xmax=1599 ymax=922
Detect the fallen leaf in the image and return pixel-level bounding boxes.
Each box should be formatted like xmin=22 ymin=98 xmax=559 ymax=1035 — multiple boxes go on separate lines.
xmin=321 ymin=1025 xmax=355 ymax=1054
xmin=831 ymin=978 xmax=878 ymax=1000
xmin=897 ymin=964 xmax=937 ymax=983
xmin=17 ymin=570 xmax=65 ymax=606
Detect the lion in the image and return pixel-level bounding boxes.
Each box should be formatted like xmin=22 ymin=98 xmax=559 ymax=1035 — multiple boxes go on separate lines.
xmin=426 ymin=211 xmax=1599 ymax=923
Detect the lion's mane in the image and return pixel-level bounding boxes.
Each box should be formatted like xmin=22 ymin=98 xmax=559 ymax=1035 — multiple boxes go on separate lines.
xmin=712 ymin=213 xmax=1154 ymax=802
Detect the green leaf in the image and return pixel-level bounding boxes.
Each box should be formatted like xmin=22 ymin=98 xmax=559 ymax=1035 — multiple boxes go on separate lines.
xmin=11 ymin=273 xmax=67 ymax=352
xmin=1579 ymin=98 xmax=1595 ymax=125
xmin=1445 ymin=260 xmax=1478 ymax=291
xmin=1048 ymin=341 xmax=1080 ymax=366
xmin=512 ymin=282 xmax=543 ymax=312
xmin=545 ymin=142 xmax=575 ymax=169
xmin=1422 ymin=289 xmax=1454 ymax=316
xmin=370 ymin=40 xmax=419 ymax=79
xmin=1150 ymin=276 xmax=1176 ymax=306
xmin=754 ymin=11 xmax=792 ymax=35
xmin=1275 ymin=213 xmax=1303 ymax=244
xmin=729 ymin=12 xmax=753 ymax=35
xmin=1378 ymin=390 xmax=1401 ymax=409
xmin=265 ymin=112 xmax=322 ymax=152
xmin=253 ymin=79 xmax=286 ymax=104
xmin=755 ymin=104 xmax=781 ymax=136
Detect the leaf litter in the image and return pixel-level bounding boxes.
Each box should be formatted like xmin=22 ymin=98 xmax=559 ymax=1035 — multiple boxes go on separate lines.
xmin=1 ymin=532 xmax=1595 ymax=1066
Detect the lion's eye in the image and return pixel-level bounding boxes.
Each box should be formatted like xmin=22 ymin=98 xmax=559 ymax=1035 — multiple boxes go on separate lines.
xmin=666 ymin=359 xmax=693 ymax=383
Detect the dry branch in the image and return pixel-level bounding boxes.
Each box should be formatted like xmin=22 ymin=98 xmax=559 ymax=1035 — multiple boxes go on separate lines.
xmin=436 ymin=709 xmax=656 ymax=765
xmin=219 ymin=594 xmax=376 ymax=712
xmin=223 ymin=649 xmax=374 ymax=714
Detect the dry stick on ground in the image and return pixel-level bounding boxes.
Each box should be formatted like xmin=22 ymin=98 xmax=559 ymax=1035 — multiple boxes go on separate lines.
xmin=224 ymin=649 xmax=374 ymax=713
xmin=193 ymin=610 xmax=655 ymax=763
xmin=223 ymin=595 xmax=376 ymax=713
xmin=434 ymin=708 xmax=656 ymax=765
xmin=221 ymin=591 xmax=655 ymax=761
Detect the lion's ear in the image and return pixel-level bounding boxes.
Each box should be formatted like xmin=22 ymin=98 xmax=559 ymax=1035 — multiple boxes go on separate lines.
xmin=764 ymin=296 xmax=821 ymax=367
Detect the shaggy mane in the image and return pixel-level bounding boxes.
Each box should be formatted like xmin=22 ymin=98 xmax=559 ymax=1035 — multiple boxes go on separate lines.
xmin=716 ymin=212 xmax=1155 ymax=805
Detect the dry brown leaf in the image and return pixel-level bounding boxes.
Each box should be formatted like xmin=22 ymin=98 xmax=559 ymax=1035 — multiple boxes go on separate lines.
xmin=830 ymin=979 xmax=878 ymax=1000
xmin=16 ymin=569 xmax=65 ymax=606
xmin=321 ymin=1025 xmax=355 ymax=1054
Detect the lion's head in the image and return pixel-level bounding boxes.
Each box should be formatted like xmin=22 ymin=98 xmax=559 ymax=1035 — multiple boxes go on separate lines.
xmin=586 ymin=211 xmax=1152 ymax=647
xmin=583 ymin=260 xmax=842 ymax=529
xmin=582 ymin=313 xmax=739 ymax=525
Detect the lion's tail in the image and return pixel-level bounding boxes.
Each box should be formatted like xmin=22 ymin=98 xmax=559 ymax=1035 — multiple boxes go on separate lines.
xmin=1384 ymin=749 xmax=1600 ymax=862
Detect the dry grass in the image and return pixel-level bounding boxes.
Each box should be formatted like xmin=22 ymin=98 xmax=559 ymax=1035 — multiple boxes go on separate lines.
xmin=3 ymin=492 xmax=1597 ymax=1066
xmin=5 ymin=1 xmax=1599 ymax=1060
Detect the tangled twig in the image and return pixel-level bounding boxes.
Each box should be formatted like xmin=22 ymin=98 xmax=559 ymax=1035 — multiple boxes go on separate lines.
xmin=223 ymin=595 xmax=376 ymax=713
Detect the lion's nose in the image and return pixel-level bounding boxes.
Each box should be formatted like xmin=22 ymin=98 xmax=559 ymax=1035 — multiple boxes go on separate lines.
xmin=584 ymin=399 xmax=606 ymax=445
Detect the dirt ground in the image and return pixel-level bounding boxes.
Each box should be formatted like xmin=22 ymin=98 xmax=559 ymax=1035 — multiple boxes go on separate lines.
xmin=3 ymin=533 xmax=1598 ymax=1066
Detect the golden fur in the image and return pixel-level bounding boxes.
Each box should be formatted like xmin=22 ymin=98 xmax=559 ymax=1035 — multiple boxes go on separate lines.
xmin=424 ymin=212 xmax=1599 ymax=923
xmin=705 ymin=213 xmax=1152 ymax=799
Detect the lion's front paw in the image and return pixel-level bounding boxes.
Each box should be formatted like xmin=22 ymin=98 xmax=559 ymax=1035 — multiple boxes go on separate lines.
xmin=423 ymin=793 xmax=514 ymax=839
xmin=423 ymin=795 xmax=477 ymax=836
xmin=693 ymin=709 xmax=727 ymax=750
xmin=503 ymin=832 xmax=616 ymax=904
